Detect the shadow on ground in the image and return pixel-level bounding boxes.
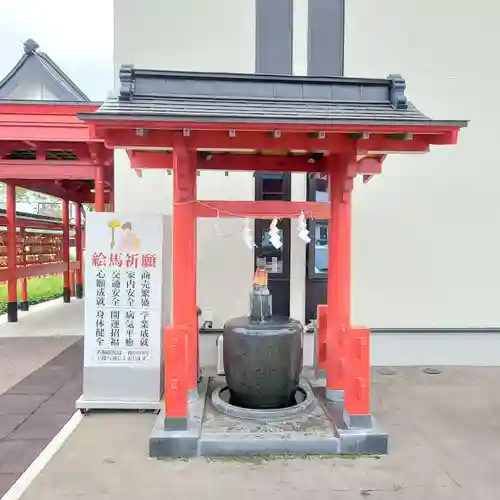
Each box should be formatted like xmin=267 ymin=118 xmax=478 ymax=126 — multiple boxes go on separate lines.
xmin=0 ymin=339 xmax=83 ymax=497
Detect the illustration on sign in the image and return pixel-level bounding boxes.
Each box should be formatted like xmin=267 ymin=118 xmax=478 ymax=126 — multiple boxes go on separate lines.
xmin=108 ymin=219 xmax=141 ymax=252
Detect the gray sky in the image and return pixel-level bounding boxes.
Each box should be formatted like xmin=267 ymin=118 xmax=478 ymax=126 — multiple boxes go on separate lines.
xmin=0 ymin=0 xmax=114 ymax=100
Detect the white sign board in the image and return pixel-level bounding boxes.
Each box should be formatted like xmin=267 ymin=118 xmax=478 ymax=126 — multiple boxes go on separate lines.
xmin=84 ymin=213 xmax=163 ymax=366
xmin=79 ymin=212 xmax=170 ymax=410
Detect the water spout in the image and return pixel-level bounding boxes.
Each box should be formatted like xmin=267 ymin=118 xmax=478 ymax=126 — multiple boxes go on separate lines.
xmin=249 ymin=284 xmax=272 ymax=323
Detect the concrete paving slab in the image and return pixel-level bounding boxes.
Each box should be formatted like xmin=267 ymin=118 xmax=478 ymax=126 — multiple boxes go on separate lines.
xmin=0 ymin=394 xmax=49 ymax=415
xmin=0 ymin=473 xmax=19 ymax=498
xmin=36 ymin=394 xmax=79 ymax=415
xmin=17 ymin=410 xmax=468 ymax=500
xmin=5 ymin=368 xmax=71 ymax=396
xmin=19 ymin=367 xmax=500 ymax=500
xmin=0 ymin=339 xmax=83 ymax=496
xmin=7 ymin=412 xmax=75 ymax=441
xmin=0 ymin=439 xmax=48 ymax=474
xmin=0 ymin=300 xmax=84 ymax=339
xmin=0 ymin=415 xmax=29 ymax=440
xmin=0 ymin=336 xmax=80 ymax=395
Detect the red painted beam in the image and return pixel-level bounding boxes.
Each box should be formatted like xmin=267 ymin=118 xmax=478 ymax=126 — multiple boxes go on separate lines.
xmin=0 ymin=103 xmax=99 ymax=115
xmin=0 ymin=268 xmax=10 ymax=282
xmin=0 ymin=260 xmax=81 ymax=282
xmin=357 ymin=156 xmax=384 ymax=175
xmin=358 ymin=135 xmax=429 ymax=153
xmin=131 ymin=151 xmax=386 ymax=179
xmin=101 ymin=128 xmax=450 ymax=155
xmin=103 ymin=128 xmax=353 ymax=153
xmin=0 ymin=217 xmax=66 ymax=231
xmin=0 ymin=102 xmax=102 ymax=143
xmin=427 ymin=130 xmax=459 ymax=145
xmin=18 ymin=262 xmax=67 ymax=278
xmin=88 ymin=119 xmax=463 ymax=136
xmin=194 ymin=200 xmax=330 ymax=219
xmin=89 ymin=142 xmax=113 ymax=167
xmin=130 ymin=150 xmax=328 ymax=173
xmin=0 ymin=160 xmax=97 ymax=179
xmin=0 ymin=122 xmax=94 ymax=142
xmin=0 ymin=141 xmax=113 ymax=169
xmin=13 ymin=179 xmax=89 ymax=203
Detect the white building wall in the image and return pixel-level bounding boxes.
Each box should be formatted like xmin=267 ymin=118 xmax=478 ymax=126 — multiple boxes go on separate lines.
xmin=114 ymin=0 xmax=311 ymax=328
xmin=112 ymin=0 xmax=500 ymax=369
xmin=346 ymin=0 xmax=500 ymax=329
xmin=7 ymin=81 xmax=57 ymax=100
xmin=113 ymin=0 xmax=257 ymax=328
xmin=289 ymin=0 xmax=310 ymax=326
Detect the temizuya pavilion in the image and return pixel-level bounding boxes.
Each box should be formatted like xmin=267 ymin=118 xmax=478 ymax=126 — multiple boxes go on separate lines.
xmin=79 ymin=67 xmax=467 ymax=456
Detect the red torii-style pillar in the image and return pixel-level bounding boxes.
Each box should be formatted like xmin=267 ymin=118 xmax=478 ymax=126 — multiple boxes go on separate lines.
xmin=60 ymin=201 xmax=86 ymax=301
xmin=62 ymin=199 xmax=71 ymax=303
xmin=94 ymin=164 xmax=106 ymax=212
xmin=89 ymin=141 xmax=108 ymax=213
xmin=6 ymin=182 xmax=17 ymax=322
xmin=324 ymin=154 xmax=371 ymax=426
xmin=163 ymin=144 xmax=370 ymax=430
xmin=19 ymin=228 xmax=28 ymax=311
xmin=5 ymin=193 xmax=85 ymax=319
xmin=164 ymin=145 xmax=198 ymax=429
xmin=74 ymin=203 xmax=84 ymax=298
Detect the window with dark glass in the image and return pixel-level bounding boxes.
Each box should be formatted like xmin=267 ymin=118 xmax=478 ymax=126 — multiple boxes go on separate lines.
xmin=309 ymin=173 xmax=329 ymax=275
xmin=256 ymin=228 xmax=285 ymax=274
xmin=255 ymin=172 xmax=290 ymax=277
xmin=261 ymin=172 xmax=286 ymax=201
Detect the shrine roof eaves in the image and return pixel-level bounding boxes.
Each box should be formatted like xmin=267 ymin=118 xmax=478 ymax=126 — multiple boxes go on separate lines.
xmin=0 ymin=39 xmax=90 ymax=102
xmin=79 ymin=65 xmax=468 ymax=130
xmin=0 ymin=100 xmax=103 ymax=107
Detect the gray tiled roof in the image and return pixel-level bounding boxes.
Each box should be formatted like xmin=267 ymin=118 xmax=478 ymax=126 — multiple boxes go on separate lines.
xmin=97 ymin=96 xmax=440 ymax=126
xmin=0 ymin=39 xmax=90 ymax=102
xmin=81 ymin=65 xmax=467 ymax=128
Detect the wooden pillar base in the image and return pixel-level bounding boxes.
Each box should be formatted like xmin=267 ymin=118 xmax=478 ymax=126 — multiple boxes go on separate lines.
xmin=164 ymin=417 xmax=188 ymax=431
xmin=63 ymin=287 xmax=71 ymax=303
xmin=343 ymin=412 xmax=374 ymax=430
xmin=19 ymin=301 xmax=29 ymax=312
xmin=69 ymin=270 xmax=75 ymax=297
xmin=343 ymin=326 xmax=371 ymax=419
xmin=7 ymin=302 xmax=18 ymax=323
xmin=164 ymin=325 xmax=188 ymax=424
xmin=315 ymin=304 xmax=328 ymax=375
xmin=75 ymin=284 xmax=84 ymax=299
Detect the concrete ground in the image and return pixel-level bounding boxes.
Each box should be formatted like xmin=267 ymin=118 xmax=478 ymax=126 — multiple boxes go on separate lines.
xmin=0 ymin=300 xmax=84 ymax=497
xmin=16 ymin=366 xmax=500 ymax=500
xmin=0 ymin=300 xmax=84 ymax=339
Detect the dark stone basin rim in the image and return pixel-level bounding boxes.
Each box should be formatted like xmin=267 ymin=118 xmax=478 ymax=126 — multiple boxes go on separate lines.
xmin=211 ymin=383 xmax=316 ymax=422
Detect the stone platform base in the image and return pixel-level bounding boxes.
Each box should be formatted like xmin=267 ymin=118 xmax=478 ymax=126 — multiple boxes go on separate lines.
xmin=149 ymin=376 xmax=388 ymax=458
xmin=76 ymin=396 xmax=162 ymax=412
